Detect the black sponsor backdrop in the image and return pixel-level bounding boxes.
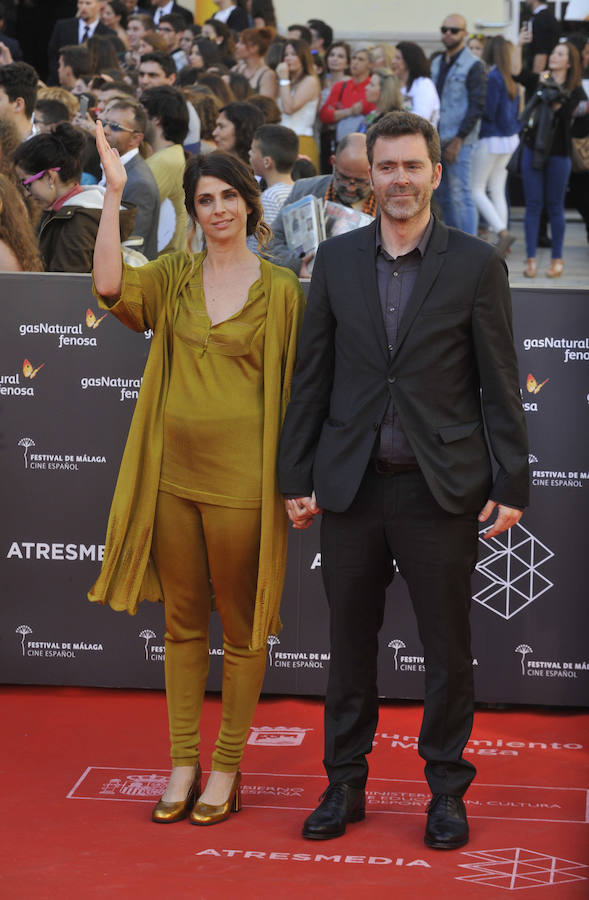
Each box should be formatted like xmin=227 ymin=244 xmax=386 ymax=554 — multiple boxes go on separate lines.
xmin=0 ymin=274 xmax=587 ymax=705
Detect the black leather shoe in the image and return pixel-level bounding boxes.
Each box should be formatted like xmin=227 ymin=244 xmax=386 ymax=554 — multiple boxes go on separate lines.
xmin=424 ymin=794 xmax=469 ymax=850
xmin=538 ymin=234 xmax=552 ymax=248
xmin=302 ymin=783 xmax=366 ymax=840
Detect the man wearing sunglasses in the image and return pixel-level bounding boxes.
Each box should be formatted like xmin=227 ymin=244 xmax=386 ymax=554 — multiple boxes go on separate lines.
xmin=99 ymin=98 xmax=160 ymax=260
xmin=430 ymin=14 xmax=486 ymax=235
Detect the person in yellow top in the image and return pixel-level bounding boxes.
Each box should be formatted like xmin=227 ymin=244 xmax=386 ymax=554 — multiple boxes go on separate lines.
xmin=142 ymin=85 xmax=188 ymax=255
xmin=90 ymin=122 xmax=305 ymax=825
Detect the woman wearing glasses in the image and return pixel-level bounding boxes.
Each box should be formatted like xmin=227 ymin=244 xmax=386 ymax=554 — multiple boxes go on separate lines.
xmin=13 ymin=123 xmax=135 ymax=272
xmin=90 ymin=128 xmax=305 ymax=826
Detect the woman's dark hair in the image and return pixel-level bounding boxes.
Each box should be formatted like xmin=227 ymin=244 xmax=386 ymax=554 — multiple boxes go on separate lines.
xmin=326 ymin=40 xmax=352 ymax=70
xmin=183 ymin=149 xmax=271 ymax=246
xmin=13 ymin=122 xmax=86 ymax=182
xmin=87 ymin=34 xmax=124 ymax=75
xmin=198 ymin=72 xmax=235 ymax=105
xmin=227 ymin=71 xmax=252 ymax=101
xmin=555 ymin=41 xmax=582 ymax=91
xmin=239 ymin=27 xmax=275 ymax=58
xmin=265 ymin=39 xmax=285 ymax=72
xmin=203 ymin=18 xmax=236 ymax=60
xmin=248 ymin=93 xmax=281 ymax=123
xmin=250 ymin=0 xmax=276 ymax=29
xmin=395 ymin=41 xmax=430 ymax=89
xmin=105 ymin=0 xmax=128 ymax=29
xmin=220 ymin=101 xmax=264 ymax=162
xmin=282 ymin=39 xmax=315 ymax=79
xmin=0 ymin=174 xmax=43 ymax=271
xmin=483 ymin=36 xmax=517 ymax=99
xmin=192 ymin=37 xmax=223 ymax=71
xmin=184 ymin=90 xmax=221 ymax=140
xmin=176 ymin=66 xmax=201 ymax=87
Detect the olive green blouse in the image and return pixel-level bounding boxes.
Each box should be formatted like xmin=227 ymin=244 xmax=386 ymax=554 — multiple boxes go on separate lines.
xmin=160 ymin=269 xmax=267 ymax=507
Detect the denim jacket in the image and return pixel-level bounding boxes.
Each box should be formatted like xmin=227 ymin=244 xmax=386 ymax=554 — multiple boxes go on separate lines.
xmin=431 ymin=47 xmax=484 ymax=145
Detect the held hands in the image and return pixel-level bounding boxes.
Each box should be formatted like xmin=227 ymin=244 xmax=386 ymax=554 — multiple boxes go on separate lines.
xmin=478 ymin=500 xmax=523 ymax=540
xmin=95 ymin=119 xmax=127 ymax=193
xmin=285 ymin=493 xmax=322 ymax=530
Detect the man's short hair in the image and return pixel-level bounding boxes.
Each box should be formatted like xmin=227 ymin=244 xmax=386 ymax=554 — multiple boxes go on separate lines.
xmin=107 ymin=97 xmax=147 ymax=134
xmin=0 ymin=62 xmax=39 ymax=118
xmin=307 ymin=19 xmax=333 ymax=49
xmin=254 ymin=124 xmax=299 ymax=173
xmin=97 ymin=79 xmax=136 ymax=98
xmin=35 ymin=98 xmax=70 ymax=125
xmin=287 ymin=24 xmax=311 ymax=45
xmin=139 ymin=50 xmax=176 ymax=78
xmin=141 ymin=84 xmax=189 ymax=144
xmin=366 ymin=110 xmax=441 ymax=167
xmin=59 ymin=45 xmax=92 ymax=79
xmin=159 ymin=13 xmax=185 ymax=32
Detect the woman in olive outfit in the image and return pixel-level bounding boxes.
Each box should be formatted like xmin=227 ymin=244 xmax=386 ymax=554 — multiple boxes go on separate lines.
xmin=89 ymin=122 xmax=305 ymax=825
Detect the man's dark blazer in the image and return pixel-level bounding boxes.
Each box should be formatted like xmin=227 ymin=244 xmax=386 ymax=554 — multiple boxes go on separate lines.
xmin=149 ymin=3 xmax=194 ymax=26
xmin=122 ymin=152 xmax=160 ymax=261
xmin=0 ymin=31 xmax=22 ymax=60
xmin=278 ymin=216 xmax=529 ymax=516
xmin=47 ymin=19 xmax=116 ymax=84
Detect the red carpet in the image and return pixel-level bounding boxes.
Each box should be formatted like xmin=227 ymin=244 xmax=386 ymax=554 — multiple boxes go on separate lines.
xmin=1 ymin=686 xmax=587 ymax=898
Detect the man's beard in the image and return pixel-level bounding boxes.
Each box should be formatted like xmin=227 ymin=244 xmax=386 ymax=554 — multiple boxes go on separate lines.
xmin=379 ymin=186 xmax=431 ymax=221
xmin=335 ymin=183 xmax=371 ymax=206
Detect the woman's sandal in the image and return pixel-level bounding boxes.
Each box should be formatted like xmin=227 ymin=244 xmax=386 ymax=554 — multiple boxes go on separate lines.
xmin=546 ymin=260 xmax=564 ymax=278
xmin=523 ymin=259 xmax=537 ymax=278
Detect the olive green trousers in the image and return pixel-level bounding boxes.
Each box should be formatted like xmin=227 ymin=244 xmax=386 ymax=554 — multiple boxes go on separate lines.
xmin=151 ymin=489 xmax=267 ymax=771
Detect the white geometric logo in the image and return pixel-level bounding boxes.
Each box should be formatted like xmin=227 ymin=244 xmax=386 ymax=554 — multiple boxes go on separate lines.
xmin=457 ymin=847 xmax=588 ymax=890
xmin=474 ymin=523 xmax=554 ymax=620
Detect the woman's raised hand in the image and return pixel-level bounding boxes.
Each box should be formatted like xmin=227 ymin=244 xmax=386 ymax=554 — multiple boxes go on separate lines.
xmin=95 ymin=119 xmax=127 ymax=193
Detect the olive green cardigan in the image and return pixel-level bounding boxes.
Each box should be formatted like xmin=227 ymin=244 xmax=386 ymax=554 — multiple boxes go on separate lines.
xmin=88 ymin=251 xmax=305 ymax=650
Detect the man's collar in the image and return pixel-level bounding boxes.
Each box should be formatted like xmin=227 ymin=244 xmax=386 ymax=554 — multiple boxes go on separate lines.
xmin=375 ymin=213 xmax=434 ymax=259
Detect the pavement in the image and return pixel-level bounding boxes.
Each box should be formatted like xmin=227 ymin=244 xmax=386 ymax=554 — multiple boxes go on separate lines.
xmin=499 ymin=207 xmax=588 ymax=290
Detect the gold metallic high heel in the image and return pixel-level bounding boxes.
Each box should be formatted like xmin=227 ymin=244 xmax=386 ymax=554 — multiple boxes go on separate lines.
xmin=152 ymin=763 xmax=202 ymax=824
xmin=189 ymin=770 xmax=242 ymax=825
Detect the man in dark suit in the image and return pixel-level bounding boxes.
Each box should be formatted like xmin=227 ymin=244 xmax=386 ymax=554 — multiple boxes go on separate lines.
xmin=100 ymin=97 xmax=160 ymax=260
xmin=278 ymin=111 xmax=529 ymax=849
xmin=149 ymin=0 xmax=193 ymax=27
xmin=47 ymin=0 xmax=116 ymax=84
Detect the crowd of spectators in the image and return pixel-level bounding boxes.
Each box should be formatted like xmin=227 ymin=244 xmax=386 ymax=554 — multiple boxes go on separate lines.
xmin=0 ymin=0 xmax=587 ymax=274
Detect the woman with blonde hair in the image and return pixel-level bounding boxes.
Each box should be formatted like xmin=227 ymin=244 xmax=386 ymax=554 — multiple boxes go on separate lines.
xmin=471 ymin=36 xmax=520 ymax=256
xmin=275 ymin=39 xmax=321 ymax=169
xmin=0 ymin=175 xmax=43 ymax=272
xmin=90 ymin=129 xmax=305 ymax=825
xmin=359 ymin=69 xmax=402 ymax=131
xmin=370 ymin=43 xmax=395 ymax=73
xmin=233 ymin=27 xmax=277 ymax=98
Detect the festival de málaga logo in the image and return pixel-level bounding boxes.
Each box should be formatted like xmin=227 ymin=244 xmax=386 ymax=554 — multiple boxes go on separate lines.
xmin=17 ymin=436 xmax=107 ymax=472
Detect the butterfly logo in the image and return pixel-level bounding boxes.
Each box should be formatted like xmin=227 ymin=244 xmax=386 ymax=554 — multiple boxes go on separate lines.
xmin=22 ymin=358 xmax=45 ymax=379
xmin=86 ymin=309 xmax=107 ymax=329
xmin=526 ymin=373 xmax=549 ymax=395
